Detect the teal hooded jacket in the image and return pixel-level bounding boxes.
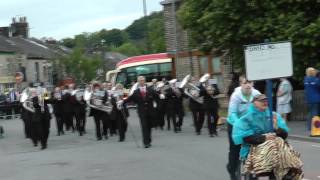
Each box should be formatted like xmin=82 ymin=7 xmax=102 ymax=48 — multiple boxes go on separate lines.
xmin=232 ymin=104 xmax=289 ymax=158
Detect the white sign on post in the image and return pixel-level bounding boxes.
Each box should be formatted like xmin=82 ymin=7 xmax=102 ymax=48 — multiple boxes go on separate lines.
xmin=244 ymin=41 xmax=293 ymax=81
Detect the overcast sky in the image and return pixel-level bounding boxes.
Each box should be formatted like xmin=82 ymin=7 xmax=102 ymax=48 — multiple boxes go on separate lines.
xmin=0 ymin=0 xmax=163 ymax=40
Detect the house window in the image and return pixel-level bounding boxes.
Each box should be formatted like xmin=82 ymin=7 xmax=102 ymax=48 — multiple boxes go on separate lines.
xmin=199 ymin=56 xmax=209 ymax=74
xmin=35 ymin=62 xmax=40 ymax=82
xmin=211 ymin=57 xmax=221 ymax=73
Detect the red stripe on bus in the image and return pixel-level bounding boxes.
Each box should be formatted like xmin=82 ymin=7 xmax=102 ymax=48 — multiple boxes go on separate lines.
xmin=116 ymin=53 xmax=169 ymax=68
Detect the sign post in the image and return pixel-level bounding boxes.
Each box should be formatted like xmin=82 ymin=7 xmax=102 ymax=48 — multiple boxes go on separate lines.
xmin=244 ymin=41 xmax=293 ymax=128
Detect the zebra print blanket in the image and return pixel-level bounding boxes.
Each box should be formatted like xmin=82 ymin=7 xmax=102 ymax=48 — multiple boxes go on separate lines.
xmin=243 ymin=135 xmax=303 ymax=180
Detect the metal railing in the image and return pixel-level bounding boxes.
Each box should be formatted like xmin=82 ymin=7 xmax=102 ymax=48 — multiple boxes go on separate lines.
xmin=291 ymin=90 xmax=307 ymax=121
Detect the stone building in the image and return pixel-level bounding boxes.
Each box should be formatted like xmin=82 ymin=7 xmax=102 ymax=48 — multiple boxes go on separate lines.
xmin=0 ymin=17 xmax=68 ymax=93
xmin=160 ymin=0 xmax=233 ymax=93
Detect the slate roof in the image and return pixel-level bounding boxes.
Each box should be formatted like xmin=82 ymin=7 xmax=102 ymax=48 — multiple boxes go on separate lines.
xmin=0 ymin=35 xmax=70 ymax=59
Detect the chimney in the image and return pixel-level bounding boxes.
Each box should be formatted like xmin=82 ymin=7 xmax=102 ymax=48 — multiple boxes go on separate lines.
xmin=10 ymin=16 xmax=29 ymax=38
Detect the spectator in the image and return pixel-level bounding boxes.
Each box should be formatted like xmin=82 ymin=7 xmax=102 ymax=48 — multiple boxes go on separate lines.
xmin=276 ymin=78 xmax=293 ymax=121
xmin=304 ymin=67 xmax=320 ymax=131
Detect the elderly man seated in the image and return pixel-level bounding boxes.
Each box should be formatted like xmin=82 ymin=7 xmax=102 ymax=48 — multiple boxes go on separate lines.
xmin=232 ymin=94 xmax=303 ymax=180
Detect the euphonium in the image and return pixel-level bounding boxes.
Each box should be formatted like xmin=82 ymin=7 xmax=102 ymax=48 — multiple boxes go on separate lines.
xmin=179 ymin=74 xmax=203 ymax=104
xmin=88 ymin=90 xmax=113 ymax=113
xmin=20 ymin=88 xmax=36 ymax=113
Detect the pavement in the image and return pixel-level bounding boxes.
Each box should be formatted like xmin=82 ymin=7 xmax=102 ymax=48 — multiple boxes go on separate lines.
xmin=287 ymin=120 xmax=320 ymax=143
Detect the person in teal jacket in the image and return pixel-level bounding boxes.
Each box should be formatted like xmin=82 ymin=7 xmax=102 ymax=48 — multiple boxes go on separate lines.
xmin=232 ymin=94 xmax=289 ymax=159
xmin=226 ymin=76 xmax=260 ymax=180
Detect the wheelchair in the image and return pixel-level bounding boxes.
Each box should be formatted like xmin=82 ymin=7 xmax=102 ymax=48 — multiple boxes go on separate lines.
xmin=236 ymin=159 xmax=276 ymax=180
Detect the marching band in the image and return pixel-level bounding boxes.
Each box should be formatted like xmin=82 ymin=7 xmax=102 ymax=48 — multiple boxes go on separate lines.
xmin=15 ymin=73 xmax=221 ymax=150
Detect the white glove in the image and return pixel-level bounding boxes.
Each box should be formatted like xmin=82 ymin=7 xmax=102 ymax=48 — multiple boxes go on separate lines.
xmin=159 ymin=94 xmax=165 ymax=99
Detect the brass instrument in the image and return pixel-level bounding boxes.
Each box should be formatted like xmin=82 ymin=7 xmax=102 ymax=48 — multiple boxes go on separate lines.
xmin=179 ymin=75 xmax=203 ymax=104
xmin=20 ymin=88 xmax=36 ymax=113
xmin=199 ymin=73 xmax=210 ymax=83
xmin=88 ymin=90 xmax=113 ymax=113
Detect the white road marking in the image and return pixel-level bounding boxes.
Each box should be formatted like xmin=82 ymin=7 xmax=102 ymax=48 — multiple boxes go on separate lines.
xmin=311 ymin=145 xmax=320 ymax=148
xmin=317 ymin=176 xmax=320 ymax=178
xmin=302 ymin=178 xmax=310 ymax=180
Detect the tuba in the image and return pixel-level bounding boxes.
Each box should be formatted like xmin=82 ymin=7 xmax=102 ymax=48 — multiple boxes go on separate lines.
xmin=179 ymin=75 xmax=203 ymax=104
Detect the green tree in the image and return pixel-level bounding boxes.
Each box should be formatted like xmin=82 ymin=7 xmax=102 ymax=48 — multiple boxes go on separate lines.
xmin=178 ymin=1 xmax=320 ymax=80
xmin=60 ymin=48 xmax=102 ymax=83
xmin=60 ymin=38 xmax=75 ymax=48
xmin=147 ymin=16 xmax=166 ymax=53
xmin=111 ymin=42 xmax=142 ymax=56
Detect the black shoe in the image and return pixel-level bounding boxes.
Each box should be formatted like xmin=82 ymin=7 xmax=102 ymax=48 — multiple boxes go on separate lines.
xmin=210 ymin=134 xmax=214 ymax=137
xmin=33 ymin=143 xmax=38 ymax=147
xmin=119 ymin=139 xmax=124 ymax=142
xmin=97 ymin=137 xmax=102 ymax=141
xmin=144 ymin=144 xmax=151 ymax=148
xmin=196 ymin=131 xmax=201 ymax=135
xmin=104 ymin=135 xmax=108 ymax=140
xmin=41 ymin=144 xmax=47 ymax=150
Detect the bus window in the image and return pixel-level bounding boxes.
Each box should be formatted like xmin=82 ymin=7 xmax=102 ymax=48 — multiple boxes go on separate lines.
xmin=116 ymin=72 xmax=127 ymax=86
xmin=127 ymin=72 xmax=137 ymax=88
xmin=127 ymin=64 xmax=159 ymax=82
xmin=159 ymin=63 xmax=172 ymax=80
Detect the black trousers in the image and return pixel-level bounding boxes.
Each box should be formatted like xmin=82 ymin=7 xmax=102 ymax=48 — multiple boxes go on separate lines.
xmin=30 ymin=117 xmax=50 ymax=147
xmin=75 ymin=113 xmax=86 ymax=135
xmin=63 ymin=113 xmax=74 ymax=131
xmin=191 ymin=109 xmax=205 ymax=133
xmin=21 ymin=111 xmax=32 ymax=138
xmin=205 ymin=110 xmax=219 ymax=135
xmin=166 ymin=109 xmax=177 ymax=131
xmin=93 ymin=113 xmax=108 ymax=139
xmin=116 ymin=111 xmax=127 ymax=141
xmin=227 ymin=123 xmax=241 ymax=179
xmin=138 ymin=111 xmax=152 ymax=146
xmin=54 ymin=114 xmax=64 ymax=134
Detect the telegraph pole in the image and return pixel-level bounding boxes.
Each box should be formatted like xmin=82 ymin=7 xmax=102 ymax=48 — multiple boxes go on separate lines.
xmin=143 ymin=0 xmax=147 ymax=16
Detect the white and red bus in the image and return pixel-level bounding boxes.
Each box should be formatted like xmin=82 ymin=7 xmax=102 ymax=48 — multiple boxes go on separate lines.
xmin=106 ymin=53 xmax=174 ymax=88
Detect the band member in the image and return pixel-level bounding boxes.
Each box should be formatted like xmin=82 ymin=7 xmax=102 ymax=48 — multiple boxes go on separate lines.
xmin=51 ymin=87 xmax=64 ymax=136
xmin=165 ymin=79 xmax=183 ymax=132
xmin=111 ymin=83 xmax=129 ymax=142
xmin=200 ymin=84 xmax=220 ymax=137
xmin=90 ymin=83 xmax=109 ymax=140
xmin=124 ymin=76 xmax=159 ymax=148
xmin=30 ymin=88 xmax=51 ymax=150
xmin=154 ymin=81 xmax=166 ymax=130
xmin=74 ymin=89 xmax=87 ymax=136
xmin=103 ymin=82 xmax=116 ymax=136
xmin=188 ymin=77 xmax=205 ymax=135
xmin=20 ymin=83 xmax=34 ymax=138
xmin=62 ymin=84 xmax=75 ymax=132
